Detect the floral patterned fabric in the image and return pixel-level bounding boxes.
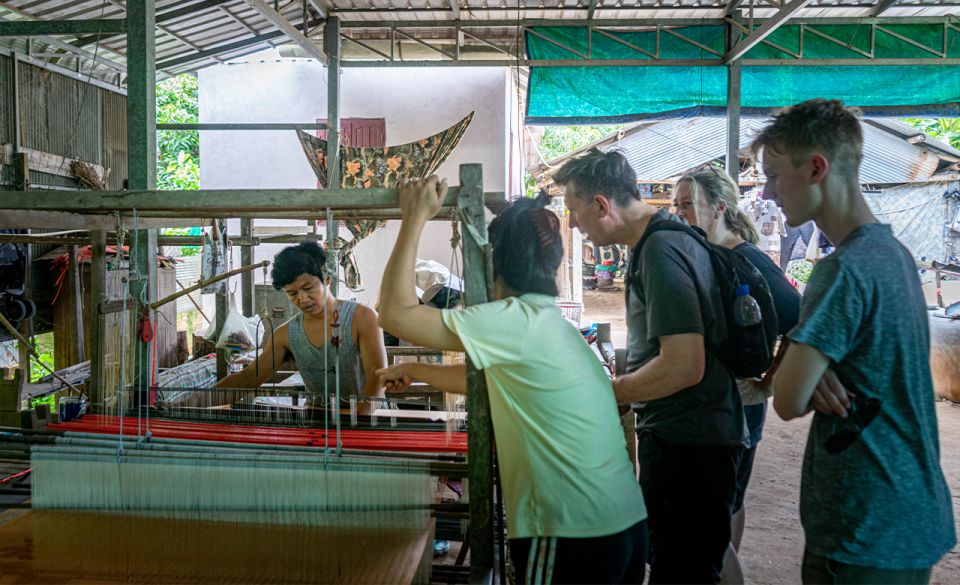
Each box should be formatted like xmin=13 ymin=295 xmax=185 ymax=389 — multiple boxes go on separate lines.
xmin=296 ymin=112 xmax=474 ymax=290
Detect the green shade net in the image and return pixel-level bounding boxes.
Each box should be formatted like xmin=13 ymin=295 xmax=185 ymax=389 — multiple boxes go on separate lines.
xmin=526 ymin=24 xmax=960 ymax=123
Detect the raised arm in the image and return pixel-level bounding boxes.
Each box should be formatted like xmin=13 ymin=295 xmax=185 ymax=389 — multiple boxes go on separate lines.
xmin=378 ymin=177 xmax=465 ymax=352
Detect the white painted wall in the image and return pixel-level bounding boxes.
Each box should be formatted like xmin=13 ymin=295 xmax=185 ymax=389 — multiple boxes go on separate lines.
xmin=198 ymin=52 xmax=512 ymax=310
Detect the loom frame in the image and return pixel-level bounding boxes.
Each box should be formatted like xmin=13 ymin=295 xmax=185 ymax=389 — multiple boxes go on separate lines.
xmin=0 ymin=167 xmax=501 ymax=583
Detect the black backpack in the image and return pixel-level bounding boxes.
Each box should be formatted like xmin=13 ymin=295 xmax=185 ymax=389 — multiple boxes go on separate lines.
xmin=627 ymin=220 xmax=779 ymax=379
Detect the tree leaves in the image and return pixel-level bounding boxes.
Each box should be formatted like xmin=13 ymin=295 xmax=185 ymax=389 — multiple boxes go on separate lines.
xmin=156 ymin=75 xmax=199 ymax=191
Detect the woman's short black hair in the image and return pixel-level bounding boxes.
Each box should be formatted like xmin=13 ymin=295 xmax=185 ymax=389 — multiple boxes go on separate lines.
xmin=488 ymin=191 xmax=562 ymax=297
xmin=271 ymin=241 xmax=328 ymax=290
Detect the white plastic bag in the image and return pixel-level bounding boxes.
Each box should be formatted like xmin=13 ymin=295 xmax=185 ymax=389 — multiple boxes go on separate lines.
xmin=213 ymin=301 xmax=262 ymax=360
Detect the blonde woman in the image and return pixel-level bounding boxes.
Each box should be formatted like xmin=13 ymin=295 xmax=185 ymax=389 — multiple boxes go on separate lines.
xmin=674 ymin=165 xmax=801 ymax=583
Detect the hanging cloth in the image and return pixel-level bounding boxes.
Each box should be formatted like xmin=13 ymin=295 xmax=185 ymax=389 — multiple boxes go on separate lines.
xmin=296 ymin=112 xmax=475 ymax=290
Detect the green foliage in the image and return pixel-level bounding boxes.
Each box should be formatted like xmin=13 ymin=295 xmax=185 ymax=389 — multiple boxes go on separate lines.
xmin=30 ymin=394 xmax=55 ymax=410
xmin=156 ymin=75 xmax=199 ymax=191
xmin=156 ymin=75 xmax=201 ymax=256
xmin=899 ymin=118 xmax=960 ymax=150
xmin=786 ymin=260 xmax=813 ymax=284
xmin=160 ymin=226 xmax=203 ymax=257
xmin=20 ymin=333 xmax=54 ymax=383
xmin=538 ymin=125 xmax=625 ymax=162
xmin=523 ymin=173 xmax=539 ymax=198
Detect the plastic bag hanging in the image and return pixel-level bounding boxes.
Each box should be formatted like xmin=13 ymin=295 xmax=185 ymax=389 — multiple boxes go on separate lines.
xmin=201 ymin=220 xmax=228 ymax=294
xmin=214 ymin=296 xmax=263 ymax=361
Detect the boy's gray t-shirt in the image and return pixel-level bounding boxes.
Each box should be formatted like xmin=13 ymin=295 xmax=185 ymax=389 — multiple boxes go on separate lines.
xmin=626 ymin=210 xmax=748 ymax=447
xmin=788 ymin=223 xmax=955 ymax=569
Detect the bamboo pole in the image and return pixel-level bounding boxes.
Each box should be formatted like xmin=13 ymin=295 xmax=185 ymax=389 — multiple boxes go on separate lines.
xmin=150 ymin=260 xmax=269 ymax=310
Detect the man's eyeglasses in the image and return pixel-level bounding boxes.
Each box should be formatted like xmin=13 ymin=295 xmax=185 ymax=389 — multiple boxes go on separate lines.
xmin=824 ymin=394 xmax=882 ymax=455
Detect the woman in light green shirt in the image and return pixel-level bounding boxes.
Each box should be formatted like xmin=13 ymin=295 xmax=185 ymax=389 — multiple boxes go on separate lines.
xmin=378 ymin=178 xmax=647 ymax=584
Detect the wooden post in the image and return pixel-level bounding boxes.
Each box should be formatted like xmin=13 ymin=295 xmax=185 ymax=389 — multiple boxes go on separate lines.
xmin=69 ymin=245 xmax=85 ymax=363
xmin=88 ymin=231 xmax=107 ymax=408
xmin=324 ymin=17 xmax=341 ymax=298
xmin=459 ymin=163 xmax=495 ymax=582
xmin=126 ymin=0 xmax=158 ymax=400
xmin=240 ymin=219 xmax=254 ymax=317
xmin=215 ymin=291 xmax=228 ymax=380
xmin=13 ymin=154 xmax=31 ymax=392
xmin=726 ymin=17 xmax=742 ymax=181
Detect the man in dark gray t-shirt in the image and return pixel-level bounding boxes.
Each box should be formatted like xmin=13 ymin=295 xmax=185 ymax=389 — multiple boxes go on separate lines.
xmin=755 ymin=99 xmax=955 ymax=584
xmin=556 ymin=149 xmax=747 ymax=584
xmin=626 ymin=209 xmax=748 ymax=448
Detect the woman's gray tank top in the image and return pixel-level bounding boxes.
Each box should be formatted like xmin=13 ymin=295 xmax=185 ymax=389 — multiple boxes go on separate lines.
xmin=286 ymin=300 xmax=365 ymax=398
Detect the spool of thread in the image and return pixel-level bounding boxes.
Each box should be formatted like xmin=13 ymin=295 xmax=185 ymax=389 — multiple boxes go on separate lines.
xmin=59 ymin=397 xmax=81 ymax=423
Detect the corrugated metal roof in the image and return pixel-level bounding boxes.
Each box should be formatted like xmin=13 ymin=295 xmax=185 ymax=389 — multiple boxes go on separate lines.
xmin=613 ymin=117 xmax=769 ymax=182
xmin=1 ymin=0 xmax=958 ymax=84
xmin=540 ymin=115 xmax=958 ymax=185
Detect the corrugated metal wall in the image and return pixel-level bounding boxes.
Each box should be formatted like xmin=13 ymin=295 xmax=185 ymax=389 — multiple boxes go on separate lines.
xmin=101 ymin=90 xmax=127 ymax=190
xmin=0 ymin=54 xmax=11 ymax=147
xmin=0 ymin=55 xmax=11 ymax=186
xmin=0 ymin=54 xmax=127 ymax=190
xmin=0 ymin=52 xmax=129 ymax=335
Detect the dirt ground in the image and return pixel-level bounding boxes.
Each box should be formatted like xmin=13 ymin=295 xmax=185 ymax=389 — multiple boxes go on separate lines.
xmin=581 ymin=286 xmax=960 ymax=585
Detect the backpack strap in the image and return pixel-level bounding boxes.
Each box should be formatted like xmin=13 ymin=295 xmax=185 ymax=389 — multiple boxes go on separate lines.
xmin=627 ymin=218 xmax=712 ymax=303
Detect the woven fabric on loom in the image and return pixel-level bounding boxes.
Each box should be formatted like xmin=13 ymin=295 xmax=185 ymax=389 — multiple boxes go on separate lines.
xmin=49 ymin=414 xmax=468 ymax=453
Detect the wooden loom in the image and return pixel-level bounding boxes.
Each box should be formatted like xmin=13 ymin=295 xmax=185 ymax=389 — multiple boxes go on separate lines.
xmin=0 ymin=164 xmax=500 ymax=584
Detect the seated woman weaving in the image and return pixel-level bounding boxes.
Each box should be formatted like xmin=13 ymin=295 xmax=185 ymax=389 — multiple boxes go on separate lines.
xmin=377 ymin=178 xmax=648 ymax=584
xmin=197 ymin=242 xmax=387 ymax=414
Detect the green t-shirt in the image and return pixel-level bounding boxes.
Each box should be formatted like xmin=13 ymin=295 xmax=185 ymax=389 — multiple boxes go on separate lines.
xmin=442 ymin=293 xmax=647 ymax=539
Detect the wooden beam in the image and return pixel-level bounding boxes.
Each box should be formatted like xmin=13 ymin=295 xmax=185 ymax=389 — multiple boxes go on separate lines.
xmin=243 ymin=0 xmax=328 ymax=65
xmin=723 ymin=0 xmax=815 ymax=64
xmin=324 ymin=17 xmax=340 ymax=297
xmin=240 ymin=219 xmax=254 ymax=317
xmin=870 ymin=0 xmax=900 ymax=16
xmin=88 ymin=231 xmax=106 ymax=408
xmin=0 ymin=144 xmax=108 ymax=181
xmin=68 ymin=246 xmax=85 ymax=363
xmin=726 ymin=18 xmax=742 ymax=180
xmin=0 ymin=187 xmax=503 ymax=213
xmin=459 ymin=163 xmax=495 ymax=582
xmin=127 ymin=0 xmax=158 ymax=396
xmin=0 ymin=210 xmax=203 ymax=230
xmin=0 ymin=19 xmax=126 ymax=37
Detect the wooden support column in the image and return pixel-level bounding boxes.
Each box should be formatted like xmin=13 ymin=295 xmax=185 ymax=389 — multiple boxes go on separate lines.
xmin=126 ymin=0 xmax=158 ymax=396
xmin=88 ymin=231 xmax=107 ymax=408
xmin=68 ymin=245 xmax=85 ymax=363
xmin=459 ymin=163 xmax=495 ymax=582
xmin=215 ymin=291 xmax=228 ymax=379
xmin=240 ymin=219 xmax=254 ymax=317
xmin=12 ymin=144 xmax=32 ymax=393
xmin=726 ymin=18 xmax=742 ymax=181
xmin=324 ymin=17 xmax=341 ymax=297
